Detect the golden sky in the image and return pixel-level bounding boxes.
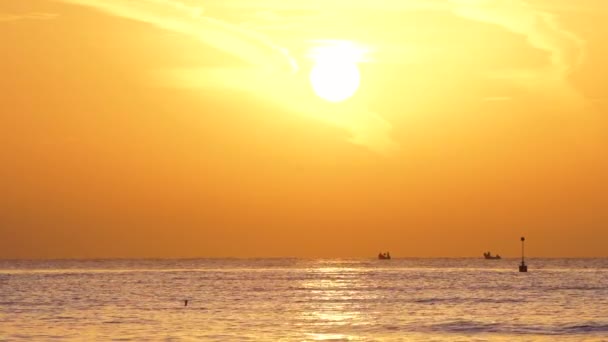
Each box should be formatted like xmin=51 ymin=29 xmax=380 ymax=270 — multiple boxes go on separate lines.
xmin=1 ymin=0 xmax=607 ymax=258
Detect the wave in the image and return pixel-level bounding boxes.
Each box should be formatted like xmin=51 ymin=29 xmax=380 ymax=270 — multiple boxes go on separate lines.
xmin=413 ymin=297 xmax=524 ymax=304
xmin=560 ymin=323 xmax=608 ymax=334
xmin=429 ymin=320 xmax=502 ymax=333
xmin=542 ymin=285 xmax=607 ymax=291
xmin=426 ymin=320 xmax=608 ymax=335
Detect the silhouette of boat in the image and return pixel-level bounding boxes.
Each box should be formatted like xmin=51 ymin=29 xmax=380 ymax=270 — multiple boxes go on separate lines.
xmin=378 ymin=252 xmax=391 ymax=260
xmin=483 ymin=252 xmax=501 ymax=259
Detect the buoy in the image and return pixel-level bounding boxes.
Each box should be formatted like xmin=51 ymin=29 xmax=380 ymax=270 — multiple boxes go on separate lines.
xmin=184 ymin=300 xmax=188 ymax=306
xmin=519 ymin=236 xmax=528 ymax=272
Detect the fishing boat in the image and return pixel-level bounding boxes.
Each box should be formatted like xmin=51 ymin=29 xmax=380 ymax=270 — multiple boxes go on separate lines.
xmin=483 ymin=252 xmax=501 ymax=259
xmin=378 ymin=252 xmax=391 ymax=260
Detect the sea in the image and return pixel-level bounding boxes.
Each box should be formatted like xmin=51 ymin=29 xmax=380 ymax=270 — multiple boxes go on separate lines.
xmin=1 ymin=258 xmax=607 ymax=341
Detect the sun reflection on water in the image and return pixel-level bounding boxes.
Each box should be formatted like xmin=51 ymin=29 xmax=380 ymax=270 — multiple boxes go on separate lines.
xmin=295 ymin=265 xmax=373 ymax=340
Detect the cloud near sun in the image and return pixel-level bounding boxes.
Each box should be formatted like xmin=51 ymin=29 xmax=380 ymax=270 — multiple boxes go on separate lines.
xmin=57 ymin=0 xmax=586 ymax=154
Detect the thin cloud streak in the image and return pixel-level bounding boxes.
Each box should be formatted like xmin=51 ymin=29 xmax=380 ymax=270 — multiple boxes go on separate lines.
xmin=450 ymin=0 xmax=587 ymax=104
xmin=0 ymin=12 xmax=58 ymax=22
xmin=59 ymin=0 xmax=297 ymax=72
xmin=59 ymin=0 xmax=397 ymax=154
xmin=54 ymin=0 xmax=590 ymax=151
xmin=221 ymin=0 xmax=588 ymax=101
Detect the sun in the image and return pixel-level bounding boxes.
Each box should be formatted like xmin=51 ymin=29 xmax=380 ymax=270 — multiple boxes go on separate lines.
xmin=308 ymin=42 xmax=363 ymax=103
xmin=310 ymin=61 xmax=360 ymax=102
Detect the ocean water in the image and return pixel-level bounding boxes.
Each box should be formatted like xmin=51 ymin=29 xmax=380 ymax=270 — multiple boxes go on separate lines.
xmin=1 ymin=258 xmax=607 ymax=341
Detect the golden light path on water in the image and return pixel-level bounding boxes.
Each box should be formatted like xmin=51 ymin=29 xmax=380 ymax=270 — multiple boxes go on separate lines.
xmin=1 ymin=259 xmax=608 ymax=340
xmin=298 ymin=267 xmax=366 ymax=340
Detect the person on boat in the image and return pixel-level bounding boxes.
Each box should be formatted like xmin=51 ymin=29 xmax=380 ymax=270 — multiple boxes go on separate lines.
xmin=386 ymin=252 xmax=391 ymax=259
xmin=378 ymin=252 xmax=384 ymax=259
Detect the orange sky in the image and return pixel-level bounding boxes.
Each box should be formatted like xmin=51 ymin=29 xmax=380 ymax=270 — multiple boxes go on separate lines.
xmin=1 ymin=0 xmax=607 ymax=258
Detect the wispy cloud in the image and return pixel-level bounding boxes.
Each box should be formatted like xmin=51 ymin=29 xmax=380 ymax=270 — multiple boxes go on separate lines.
xmin=234 ymin=0 xmax=588 ymax=105
xmin=59 ymin=0 xmax=397 ymax=154
xmin=0 ymin=12 xmax=58 ymax=22
xmin=450 ymin=0 xmax=587 ymax=104
xmin=59 ymin=0 xmax=297 ymax=72
xmin=54 ymin=0 xmax=591 ymax=152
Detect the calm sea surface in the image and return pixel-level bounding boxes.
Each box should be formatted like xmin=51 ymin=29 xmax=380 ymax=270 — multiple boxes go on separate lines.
xmin=1 ymin=258 xmax=607 ymax=341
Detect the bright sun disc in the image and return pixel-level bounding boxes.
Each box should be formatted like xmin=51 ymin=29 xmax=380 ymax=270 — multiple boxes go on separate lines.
xmin=308 ymin=42 xmax=364 ymax=103
xmin=310 ymin=60 xmax=360 ymax=102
